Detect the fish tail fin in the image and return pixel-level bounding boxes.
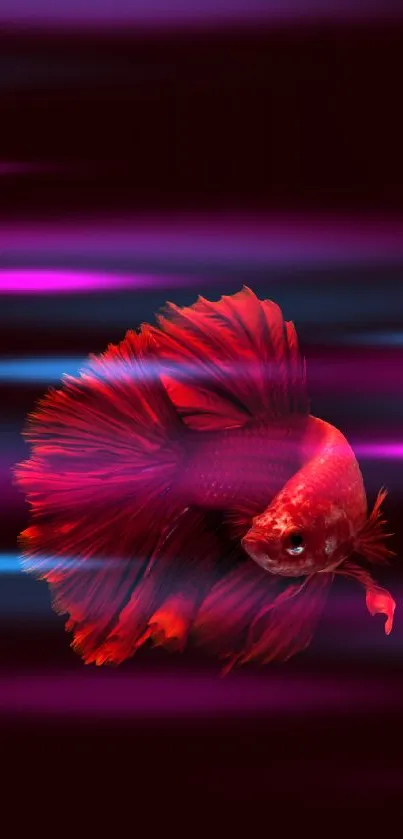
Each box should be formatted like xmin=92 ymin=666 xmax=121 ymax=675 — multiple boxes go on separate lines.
xmin=355 ymin=488 xmax=396 ymax=564
xmin=14 ymin=325 xmax=190 ymax=664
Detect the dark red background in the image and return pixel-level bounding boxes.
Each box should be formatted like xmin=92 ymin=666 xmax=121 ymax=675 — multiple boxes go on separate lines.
xmin=1 ymin=22 xmax=403 ymax=218
xmin=1 ymin=16 xmax=403 ymax=823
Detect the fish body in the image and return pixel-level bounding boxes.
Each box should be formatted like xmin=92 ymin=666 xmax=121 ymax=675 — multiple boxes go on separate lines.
xmin=15 ymin=287 xmax=396 ymax=668
xmin=179 ymin=417 xmax=304 ymax=510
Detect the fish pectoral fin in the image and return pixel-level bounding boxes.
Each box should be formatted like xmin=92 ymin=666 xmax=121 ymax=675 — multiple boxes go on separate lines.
xmin=365 ymin=588 xmax=396 ymax=635
xmin=337 ymin=560 xmax=396 ymax=636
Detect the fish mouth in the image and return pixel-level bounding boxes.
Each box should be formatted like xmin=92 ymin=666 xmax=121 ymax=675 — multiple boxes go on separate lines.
xmin=241 ymin=530 xmax=277 ymax=571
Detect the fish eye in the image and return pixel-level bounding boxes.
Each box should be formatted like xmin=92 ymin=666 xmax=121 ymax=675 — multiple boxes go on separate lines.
xmin=284 ymin=531 xmax=305 ymax=556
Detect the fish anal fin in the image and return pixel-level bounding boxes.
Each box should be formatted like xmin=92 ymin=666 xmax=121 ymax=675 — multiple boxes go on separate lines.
xmin=92 ymin=508 xmax=225 ymax=664
xmin=147 ymin=594 xmax=194 ymax=652
xmin=193 ymin=560 xmax=332 ymax=668
xmin=235 ymin=573 xmax=332 ymax=667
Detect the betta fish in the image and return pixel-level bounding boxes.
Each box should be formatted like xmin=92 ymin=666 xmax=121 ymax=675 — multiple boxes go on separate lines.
xmin=15 ymin=287 xmax=396 ymax=670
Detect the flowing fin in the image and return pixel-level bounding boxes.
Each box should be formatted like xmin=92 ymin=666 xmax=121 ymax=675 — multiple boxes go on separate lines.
xmin=14 ymin=327 xmax=190 ymax=664
xmin=337 ymin=560 xmax=396 ymax=635
xmin=355 ymin=488 xmax=395 ymax=564
xmin=94 ymin=507 xmax=225 ymax=664
xmin=192 ymin=558 xmax=272 ymax=658
xmin=193 ymin=559 xmax=332 ymax=671
xmin=150 ymin=286 xmax=309 ymax=431
xmin=234 ymin=572 xmax=332 ymax=669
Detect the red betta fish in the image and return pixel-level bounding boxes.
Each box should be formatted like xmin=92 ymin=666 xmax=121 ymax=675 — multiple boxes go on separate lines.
xmin=15 ymin=287 xmax=396 ymax=670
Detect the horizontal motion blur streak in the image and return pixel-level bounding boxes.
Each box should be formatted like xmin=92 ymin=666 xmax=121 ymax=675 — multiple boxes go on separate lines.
xmin=1 ymin=0 xmax=403 ymax=29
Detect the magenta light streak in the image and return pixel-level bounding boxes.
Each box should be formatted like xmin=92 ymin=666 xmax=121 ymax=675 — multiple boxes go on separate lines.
xmin=354 ymin=443 xmax=403 ymax=459
xmin=0 ymin=269 xmax=193 ymax=295
xmin=0 ymin=162 xmax=60 ymax=176
xmin=0 ymin=670 xmax=398 ymax=720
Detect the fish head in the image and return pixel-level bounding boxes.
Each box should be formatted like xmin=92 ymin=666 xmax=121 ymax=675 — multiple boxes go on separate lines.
xmin=241 ymin=494 xmax=354 ymax=577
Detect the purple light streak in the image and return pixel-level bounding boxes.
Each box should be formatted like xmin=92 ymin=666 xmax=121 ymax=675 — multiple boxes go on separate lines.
xmin=0 ymin=0 xmax=402 ymax=29
xmin=0 ymin=669 xmax=399 ymax=720
xmin=1 ymin=215 xmax=403 ymax=283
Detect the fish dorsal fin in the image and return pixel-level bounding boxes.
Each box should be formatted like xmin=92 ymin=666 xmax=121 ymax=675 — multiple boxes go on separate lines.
xmin=150 ymin=286 xmax=309 ymax=431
